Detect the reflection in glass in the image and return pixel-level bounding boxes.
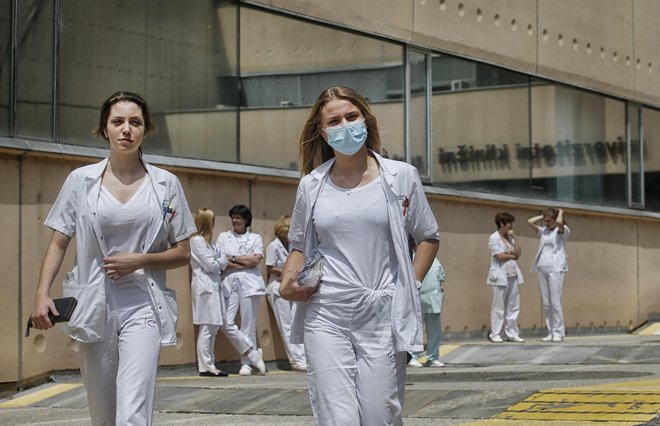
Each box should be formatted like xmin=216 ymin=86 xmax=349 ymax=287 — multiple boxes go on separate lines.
xmin=238 ymin=7 xmax=404 ymax=170
xmin=409 ymin=50 xmax=428 ymax=177
xmin=642 ymin=108 xmax=659 ymax=211
xmin=0 ymin=0 xmax=10 ymax=135
xmin=15 ymin=0 xmax=53 ymax=139
xmin=431 ymin=54 xmax=531 ymax=197
xmin=628 ymin=105 xmax=643 ymax=207
xmin=59 ymin=0 xmax=238 ymax=162
xmin=531 ymin=86 xmax=626 ymax=207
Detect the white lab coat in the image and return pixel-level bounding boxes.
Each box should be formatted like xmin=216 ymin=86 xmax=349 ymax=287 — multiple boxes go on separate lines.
xmin=288 ymin=151 xmax=439 ymax=353
xmin=44 ymin=158 xmax=196 ymax=346
xmin=487 ymin=231 xmax=524 ymax=286
xmin=216 ymin=231 xmax=267 ymax=297
xmin=190 ymin=235 xmax=227 ymax=326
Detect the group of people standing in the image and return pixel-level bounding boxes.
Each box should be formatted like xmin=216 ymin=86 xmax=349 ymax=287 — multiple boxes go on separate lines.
xmin=487 ymin=208 xmax=571 ymax=344
xmin=190 ymin=206 xmax=306 ymax=377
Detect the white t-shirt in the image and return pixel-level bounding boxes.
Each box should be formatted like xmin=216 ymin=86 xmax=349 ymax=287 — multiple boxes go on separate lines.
xmin=311 ymin=176 xmax=396 ymax=302
xmin=98 ymin=179 xmax=154 ymax=308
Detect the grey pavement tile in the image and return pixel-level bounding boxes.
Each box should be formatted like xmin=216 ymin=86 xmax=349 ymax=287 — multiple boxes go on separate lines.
xmin=257 ymin=389 xmax=313 ymax=416
xmin=584 ymin=346 xmax=660 ymax=364
xmin=402 ymin=389 xmax=453 ymax=416
xmin=409 ymin=389 xmax=534 ymax=419
xmin=155 ymin=387 xmax=225 ymax=413
xmin=33 ymin=386 xmax=88 ymax=409
xmin=443 ymin=344 xmax=604 ymax=365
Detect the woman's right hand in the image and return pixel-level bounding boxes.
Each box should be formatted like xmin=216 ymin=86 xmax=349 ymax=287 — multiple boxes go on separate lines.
xmin=30 ymin=295 xmax=59 ymax=330
xmin=279 ymin=270 xmax=317 ymax=302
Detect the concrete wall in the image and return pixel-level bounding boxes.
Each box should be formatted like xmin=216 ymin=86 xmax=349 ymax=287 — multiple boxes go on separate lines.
xmin=249 ymin=0 xmax=660 ymax=108
xmin=4 ymin=150 xmax=659 ymax=385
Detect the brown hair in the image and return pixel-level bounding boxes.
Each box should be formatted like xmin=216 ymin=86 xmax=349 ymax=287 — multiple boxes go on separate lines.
xmin=93 ymin=91 xmax=156 ymax=157
xmin=495 ymin=212 xmax=515 ymax=229
xmin=273 ymin=215 xmax=291 ymax=242
xmin=299 ymin=86 xmax=382 ymax=175
xmin=193 ymin=208 xmax=215 ymax=244
xmin=543 ymin=207 xmax=567 ymax=225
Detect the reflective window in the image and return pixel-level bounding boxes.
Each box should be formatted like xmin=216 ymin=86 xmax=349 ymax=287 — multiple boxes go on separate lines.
xmin=628 ymin=104 xmax=643 ymax=207
xmin=431 ymin=55 xmax=531 ymax=197
xmin=238 ymin=7 xmax=404 ymax=170
xmin=58 ymin=0 xmax=238 ymax=161
xmin=0 ymin=0 xmax=9 ymax=136
xmin=15 ymin=0 xmax=53 ymax=139
xmin=643 ymin=108 xmax=660 ymax=212
xmin=409 ymin=50 xmax=429 ymax=177
xmin=530 ymin=85 xmax=626 ymax=207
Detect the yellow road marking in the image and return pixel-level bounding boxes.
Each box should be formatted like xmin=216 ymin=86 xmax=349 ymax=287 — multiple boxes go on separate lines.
xmin=636 ymin=322 xmax=660 ymax=336
xmin=496 ymin=387 xmax=660 ymax=422
xmin=0 ymin=383 xmax=82 ymax=408
xmin=440 ymin=343 xmax=460 ymax=357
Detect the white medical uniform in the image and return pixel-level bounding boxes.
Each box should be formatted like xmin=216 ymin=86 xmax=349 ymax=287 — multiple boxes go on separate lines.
xmin=487 ymin=231 xmax=524 ymax=340
xmin=44 ymin=158 xmax=196 ymax=426
xmin=190 ymin=235 xmax=228 ymax=373
xmin=288 ymin=152 xmax=439 ymax=426
xmin=532 ymin=225 xmax=571 ymax=339
xmin=216 ymin=230 xmax=267 ymax=366
xmin=265 ymin=237 xmax=306 ymax=370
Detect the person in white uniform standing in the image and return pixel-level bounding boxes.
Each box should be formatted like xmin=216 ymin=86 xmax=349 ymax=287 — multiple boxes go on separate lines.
xmin=265 ymin=215 xmax=307 ymax=371
xmin=216 ymin=205 xmax=268 ymax=376
xmin=279 ymin=86 xmax=440 ymax=426
xmin=528 ymin=208 xmax=571 ymax=342
xmin=190 ymin=208 xmax=230 ymax=377
xmin=487 ymin=212 xmax=525 ymax=343
xmin=29 ymin=91 xmax=196 ymax=426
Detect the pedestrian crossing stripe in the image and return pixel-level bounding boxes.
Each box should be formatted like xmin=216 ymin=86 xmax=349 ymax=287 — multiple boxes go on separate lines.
xmin=0 ymin=383 xmax=82 ymax=408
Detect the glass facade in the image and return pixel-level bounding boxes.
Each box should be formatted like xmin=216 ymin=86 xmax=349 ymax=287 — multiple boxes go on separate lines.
xmin=15 ymin=0 xmax=53 ymax=139
xmin=58 ymin=0 xmax=238 ymax=160
xmin=1 ymin=1 xmax=658 ymax=213
xmin=0 ymin=0 xmax=9 ymax=136
xmin=644 ymin=107 xmax=660 ymax=211
xmin=409 ymin=49 xmax=429 ymax=178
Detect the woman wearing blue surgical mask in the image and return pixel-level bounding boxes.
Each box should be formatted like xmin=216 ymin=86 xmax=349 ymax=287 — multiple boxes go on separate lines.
xmin=279 ymin=86 xmax=440 ymax=426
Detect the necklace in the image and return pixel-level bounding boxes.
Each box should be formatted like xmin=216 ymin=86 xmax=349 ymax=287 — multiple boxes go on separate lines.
xmin=344 ymin=163 xmax=370 ymax=196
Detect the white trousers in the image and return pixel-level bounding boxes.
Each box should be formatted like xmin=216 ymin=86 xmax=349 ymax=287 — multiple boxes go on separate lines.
xmin=304 ymin=290 xmax=406 ymax=426
xmin=267 ymin=283 xmax=306 ymax=368
xmin=79 ymin=303 xmax=161 ymax=426
xmin=224 ymin=287 xmax=261 ymax=365
xmin=537 ymin=271 xmax=565 ymax=338
xmin=197 ymin=324 xmax=220 ymax=372
xmin=489 ymin=277 xmax=521 ymax=339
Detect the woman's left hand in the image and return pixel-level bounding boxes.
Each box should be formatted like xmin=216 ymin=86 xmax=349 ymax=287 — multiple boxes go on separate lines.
xmin=103 ymin=253 xmax=143 ymax=280
xmin=279 ymin=271 xmax=317 ymax=302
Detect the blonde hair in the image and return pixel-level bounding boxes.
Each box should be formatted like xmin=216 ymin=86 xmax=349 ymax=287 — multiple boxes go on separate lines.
xmin=273 ymin=215 xmax=291 ymax=241
xmin=299 ymin=86 xmax=382 ymax=175
xmin=194 ymin=208 xmax=215 ymax=244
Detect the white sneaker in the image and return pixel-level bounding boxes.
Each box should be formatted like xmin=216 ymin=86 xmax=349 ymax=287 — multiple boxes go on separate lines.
xmin=428 ymin=359 xmax=445 ymax=368
xmin=238 ymin=364 xmax=252 ymax=376
xmin=507 ymin=336 xmax=525 ymax=343
xmin=408 ymin=358 xmax=424 ymax=368
xmin=489 ymin=335 xmax=503 ymax=343
xmin=552 ymin=335 xmax=563 ymax=342
xmin=542 ymin=334 xmax=553 ymax=342
xmin=252 ymin=348 xmax=266 ymax=375
xmin=291 ymin=363 xmax=307 ymax=372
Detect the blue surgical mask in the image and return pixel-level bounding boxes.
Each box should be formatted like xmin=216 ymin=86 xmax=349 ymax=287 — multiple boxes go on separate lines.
xmin=324 ymin=119 xmax=368 ymax=156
